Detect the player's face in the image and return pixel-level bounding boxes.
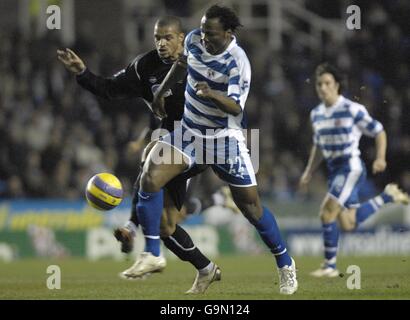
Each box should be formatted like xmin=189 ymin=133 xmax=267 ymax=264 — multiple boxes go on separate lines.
xmin=200 ymin=16 xmax=232 ymax=55
xmin=154 ymin=24 xmax=184 ymax=62
xmin=316 ymin=73 xmax=340 ymax=105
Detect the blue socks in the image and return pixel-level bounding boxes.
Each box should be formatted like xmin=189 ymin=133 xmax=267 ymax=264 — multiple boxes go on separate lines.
xmin=253 ymin=207 xmax=292 ymax=268
xmin=136 ymin=189 xmax=164 ymax=256
xmin=322 ymin=221 xmax=339 ymax=268
xmin=355 ymin=192 xmax=393 ymax=226
xmin=319 ymin=192 xmax=394 ymax=269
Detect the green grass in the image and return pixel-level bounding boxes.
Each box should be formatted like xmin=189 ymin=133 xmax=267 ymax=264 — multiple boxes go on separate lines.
xmin=0 ymin=255 xmax=409 ymax=299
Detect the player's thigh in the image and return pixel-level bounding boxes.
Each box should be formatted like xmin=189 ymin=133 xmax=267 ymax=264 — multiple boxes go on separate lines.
xmin=320 ymin=195 xmax=343 ymax=223
xmin=229 ymin=185 xmax=263 ymax=222
xmin=141 ymin=140 xmax=158 ymax=162
xmin=141 ymin=141 xmax=189 ymax=191
xmin=328 ymin=168 xmax=364 ymax=210
xmin=211 ymin=134 xmax=257 ymax=195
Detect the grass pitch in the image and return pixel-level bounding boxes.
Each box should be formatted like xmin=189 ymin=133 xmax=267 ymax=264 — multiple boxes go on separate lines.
xmin=0 ymin=255 xmax=409 ymax=300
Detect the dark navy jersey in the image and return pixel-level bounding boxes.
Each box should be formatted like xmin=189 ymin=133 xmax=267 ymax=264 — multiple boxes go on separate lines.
xmin=76 ymin=49 xmax=186 ymax=131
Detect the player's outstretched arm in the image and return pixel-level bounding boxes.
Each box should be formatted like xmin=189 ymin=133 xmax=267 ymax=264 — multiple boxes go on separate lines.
xmin=372 ymin=130 xmax=387 ymax=174
xmin=57 ymin=48 xmax=142 ymax=100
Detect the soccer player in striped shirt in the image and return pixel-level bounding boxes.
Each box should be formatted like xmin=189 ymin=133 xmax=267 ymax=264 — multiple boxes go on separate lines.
xmin=300 ymin=63 xmax=409 ymax=277
xmin=131 ymin=5 xmax=298 ymax=295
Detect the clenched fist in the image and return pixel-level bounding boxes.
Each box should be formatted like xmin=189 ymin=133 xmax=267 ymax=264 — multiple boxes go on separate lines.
xmin=372 ymin=158 xmax=387 ymax=174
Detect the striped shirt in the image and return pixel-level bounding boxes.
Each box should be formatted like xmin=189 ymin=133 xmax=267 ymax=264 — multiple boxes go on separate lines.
xmin=311 ymin=95 xmax=383 ymax=166
xmin=182 ymin=29 xmax=251 ymax=137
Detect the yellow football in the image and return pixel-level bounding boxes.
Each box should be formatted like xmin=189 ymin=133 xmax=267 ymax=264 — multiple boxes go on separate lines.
xmin=85 ymin=173 xmax=123 ymax=211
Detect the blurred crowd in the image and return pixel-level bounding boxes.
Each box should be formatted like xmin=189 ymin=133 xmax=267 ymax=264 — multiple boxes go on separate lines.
xmin=0 ymin=0 xmax=409 ymax=201
xmin=0 ymin=27 xmax=147 ymax=198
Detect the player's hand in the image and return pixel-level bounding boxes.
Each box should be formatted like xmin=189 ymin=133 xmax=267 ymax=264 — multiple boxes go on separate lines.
xmin=57 ymin=48 xmax=86 ymax=75
xmin=299 ymin=171 xmax=312 ymax=190
xmin=151 ymin=94 xmax=167 ymax=120
xmin=195 ymin=82 xmax=213 ymax=98
xmin=372 ymin=158 xmax=386 ymax=174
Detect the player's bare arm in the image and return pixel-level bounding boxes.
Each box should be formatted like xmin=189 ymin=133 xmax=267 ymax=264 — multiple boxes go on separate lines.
xmin=155 ymin=55 xmax=188 ymax=97
xmin=195 ymin=81 xmax=242 ymax=115
xmin=151 ymin=55 xmax=188 ymax=119
xmin=57 ymin=48 xmax=86 ymax=75
xmin=372 ymin=130 xmax=387 ymax=174
xmin=127 ymin=127 xmax=153 ymax=155
xmin=300 ymin=145 xmax=323 ymax=187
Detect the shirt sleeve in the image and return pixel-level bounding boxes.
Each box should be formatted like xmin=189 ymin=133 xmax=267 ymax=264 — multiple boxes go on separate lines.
xmin=227 ymin=56 xmax=251 ymax=110
xmin=76 ymin=56 xmax=142 ymax=100
xmin=350 ymin=103 xmax=384 ymax=137
xmin=184 ymin=29 xmax=197 ymax=57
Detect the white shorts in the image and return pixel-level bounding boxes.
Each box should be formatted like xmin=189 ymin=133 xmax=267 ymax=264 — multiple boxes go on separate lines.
xmin=160 ymin=123 xmax=257 ymax=187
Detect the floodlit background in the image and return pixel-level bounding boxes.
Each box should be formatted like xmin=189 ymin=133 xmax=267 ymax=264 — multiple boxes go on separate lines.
xmin=0 ymin=1 xmax=409 ymax=298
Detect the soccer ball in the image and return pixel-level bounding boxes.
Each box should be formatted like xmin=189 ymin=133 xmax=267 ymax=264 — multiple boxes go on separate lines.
xmin=85 ymin=173 xmax=123 ymax=211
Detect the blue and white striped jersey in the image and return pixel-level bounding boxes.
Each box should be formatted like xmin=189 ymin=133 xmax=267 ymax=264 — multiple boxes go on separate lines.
xmin=311 ymin=95 xmax=384 ymax=167
xmin=182 ymin=29 xmax=251 ymax=137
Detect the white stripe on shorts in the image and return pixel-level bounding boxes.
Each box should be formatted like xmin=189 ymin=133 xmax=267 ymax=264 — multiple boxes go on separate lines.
xmin=238 ymin=139 xmax=257 ymax=186
xmin=338 ymin=170 xmax=361 ymax=207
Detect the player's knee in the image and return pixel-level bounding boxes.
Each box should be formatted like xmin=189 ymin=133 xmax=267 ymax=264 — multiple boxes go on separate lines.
xmin=320 ymin=207 xmax=337 ymax=223
xmin=339 ymin=220 xmax=355 ymax=232
xmin=340 ymin=224 xmax=355 ymax=232
xmin=320 ymin=200 xmax=340 ymax=223
xmin=160 ymin=222 xmax=176 ymax=238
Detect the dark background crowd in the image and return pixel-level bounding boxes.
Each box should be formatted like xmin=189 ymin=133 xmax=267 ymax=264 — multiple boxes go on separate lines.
xmin=0 ymin=0 xmax=409 ymax=202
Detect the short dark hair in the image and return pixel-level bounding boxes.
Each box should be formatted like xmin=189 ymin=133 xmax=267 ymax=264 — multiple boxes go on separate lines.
xmin=315 ymin=62 xmax=344 ymax=93
xmin=155 ymin=16 xmax=183 ymax=33
xmin=205 ymin=5 xmax=242 ymax=32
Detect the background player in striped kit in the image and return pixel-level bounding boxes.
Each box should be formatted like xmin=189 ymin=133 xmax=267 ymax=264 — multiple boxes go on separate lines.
xmin=299 ymin=63 xmax=409 ymax=277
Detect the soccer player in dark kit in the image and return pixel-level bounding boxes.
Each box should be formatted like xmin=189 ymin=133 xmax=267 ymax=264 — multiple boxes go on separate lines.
xmin=57 ymin=16 xmax=221 ymax=294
